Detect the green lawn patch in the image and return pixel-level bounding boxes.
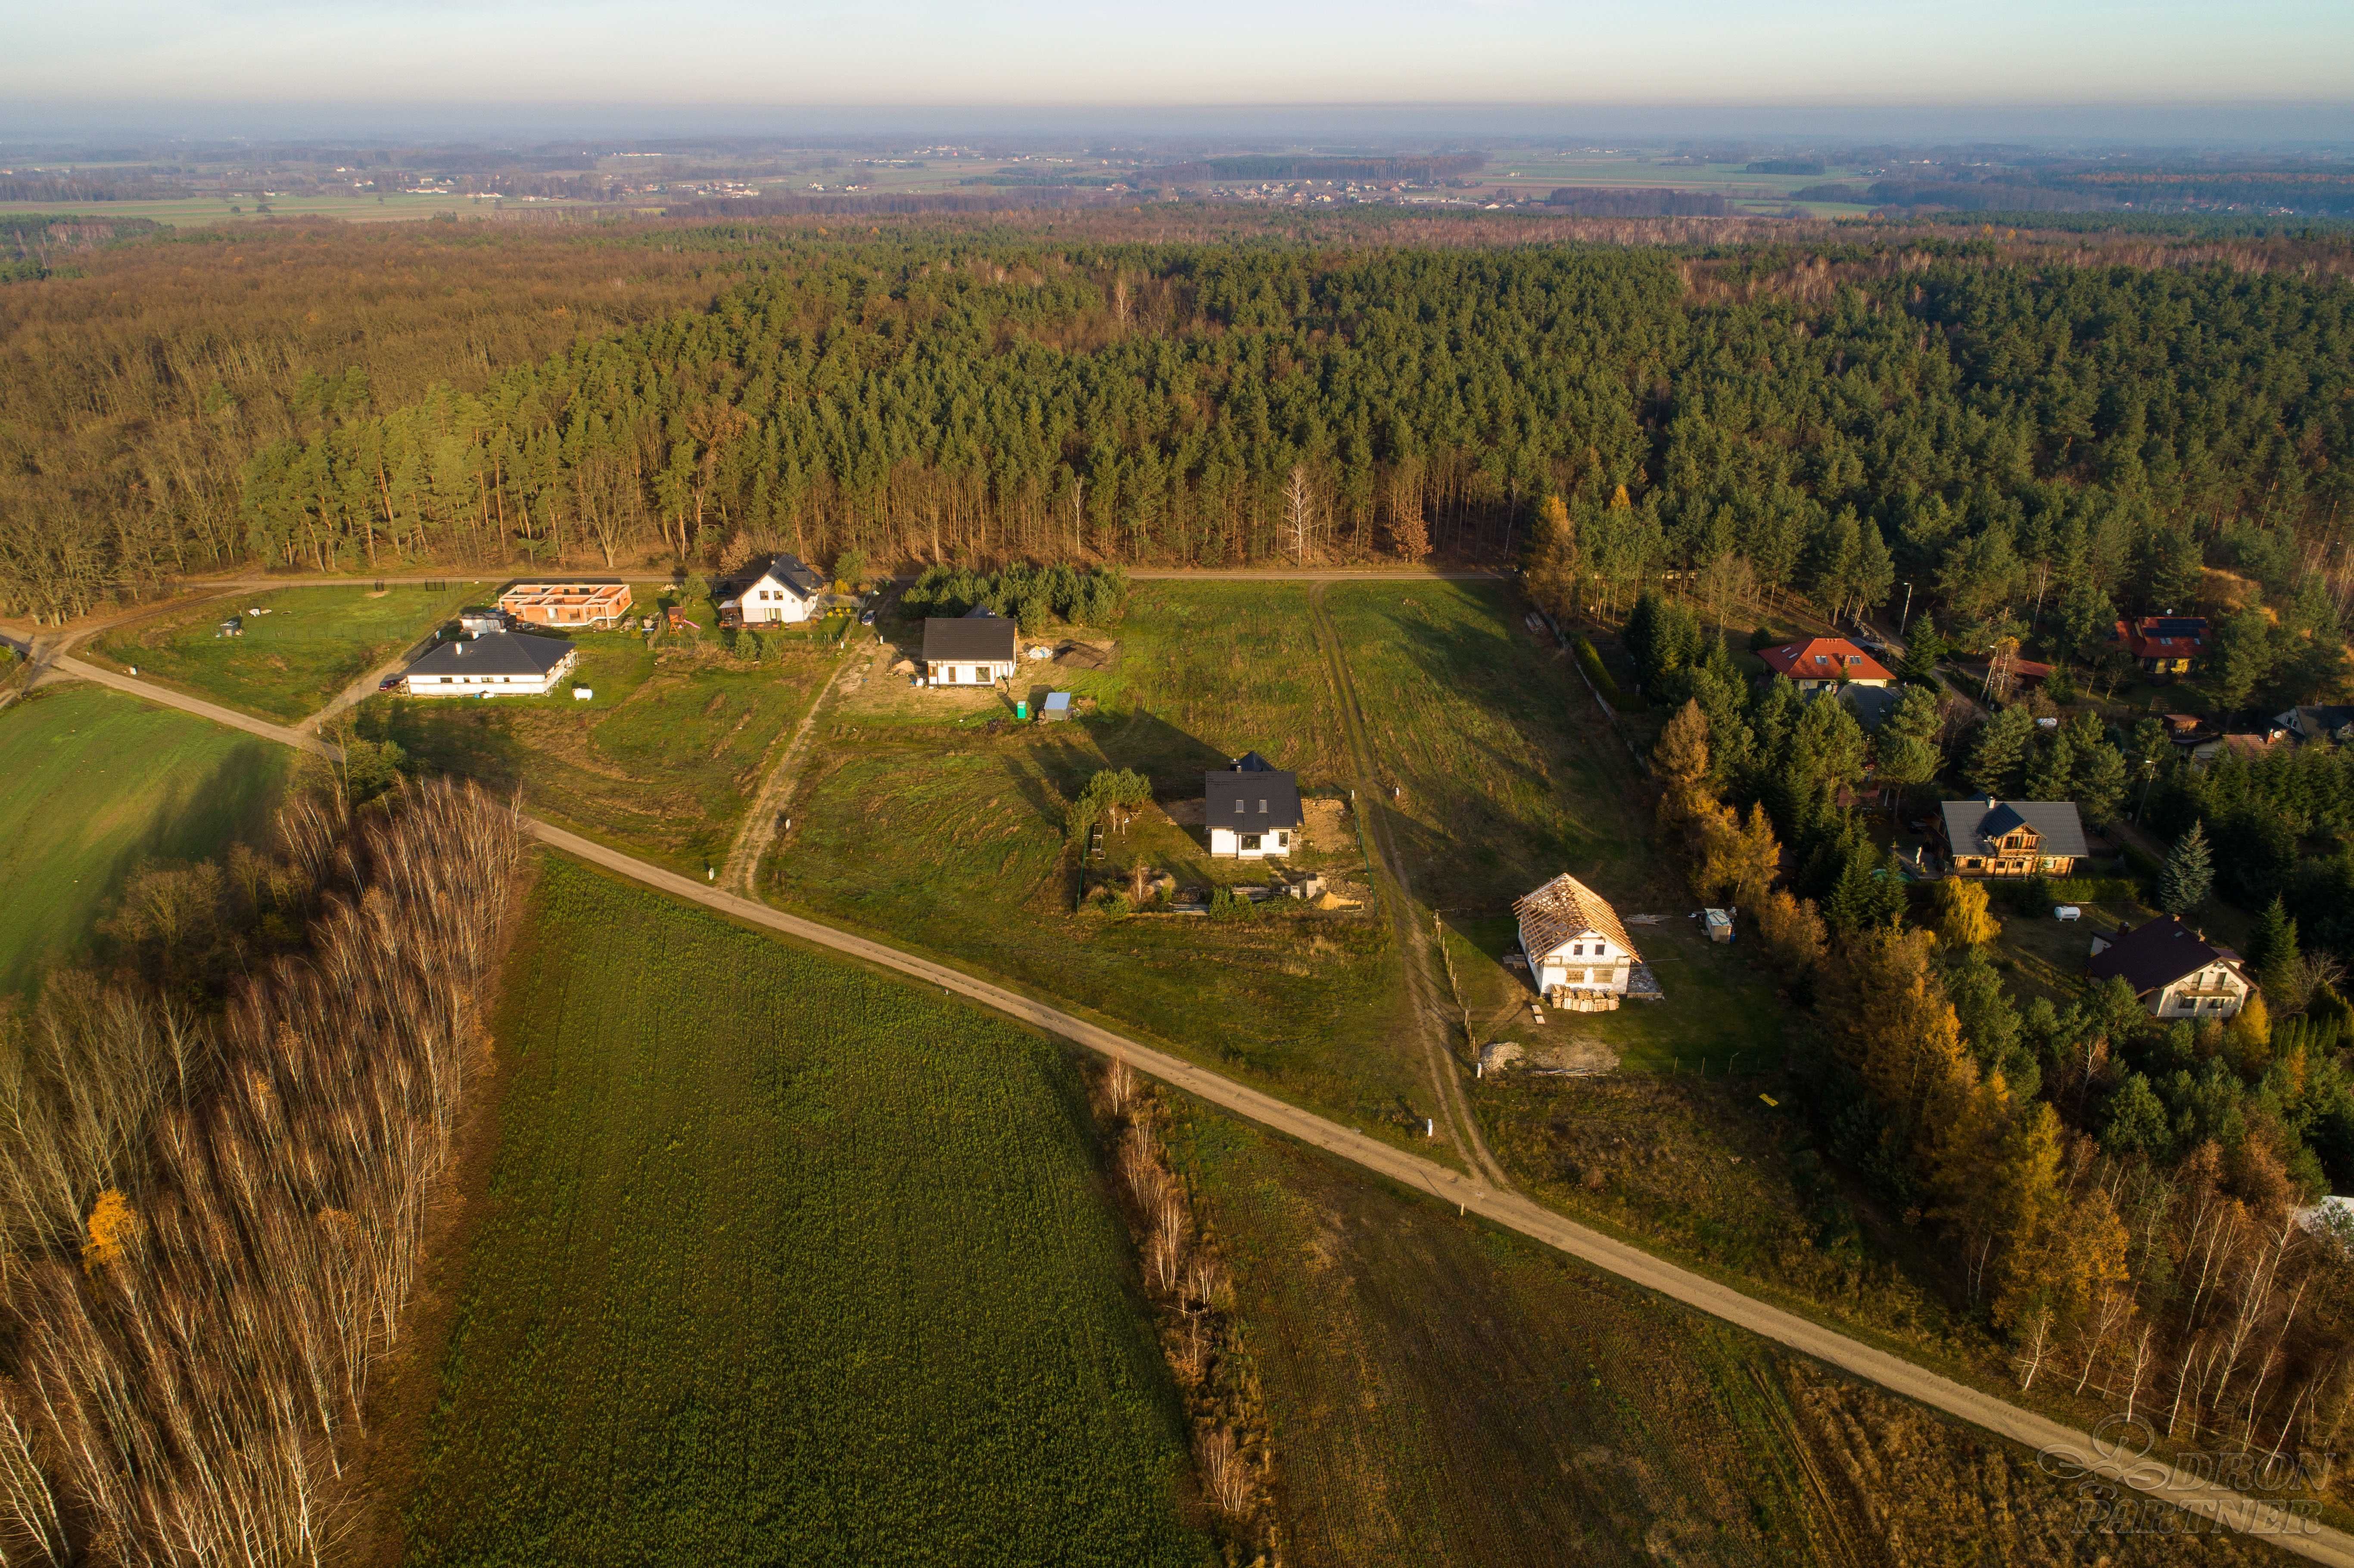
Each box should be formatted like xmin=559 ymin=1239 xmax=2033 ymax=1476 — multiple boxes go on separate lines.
xmin=774 ymin=584 xmax=1429 ymax=1139
xmin=90 ymin=584 xmax=482 ymax=722
xmin=364 ymin=628 xmax=841 ymax=876
xmin=403 ymin=856 xmax=1211 ymax=1568
xmin=1324 ymin=582 xmax=1785 ymax=1071
xmin=0 ymin=685 xmax=290 ymax=995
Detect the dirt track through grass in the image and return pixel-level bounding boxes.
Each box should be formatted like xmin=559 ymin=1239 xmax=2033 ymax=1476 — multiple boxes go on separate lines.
xmin=1307 ymin=582 xmax=1506 ymax=1185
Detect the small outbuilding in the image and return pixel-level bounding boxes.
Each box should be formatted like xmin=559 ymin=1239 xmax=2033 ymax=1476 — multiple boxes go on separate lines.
xmin=458 ymin=606 xmax=508 ymax=637
xmin=1703 ymin=908 xmax=1734 ymax=943
xmin=1040 ymin=691 xmax=1073 ymax=722
xmin=922 ymin=611 xmax=1018 ymax=687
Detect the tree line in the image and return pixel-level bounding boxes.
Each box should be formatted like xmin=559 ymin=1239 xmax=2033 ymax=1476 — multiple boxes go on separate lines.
xmin=0 ymin=778 xmax=524 ymax=1565
xmin=1655 ymin=695 xmax=2354 ymax=1463
xmin=11 ymin=218 xmax=2354 ymax=638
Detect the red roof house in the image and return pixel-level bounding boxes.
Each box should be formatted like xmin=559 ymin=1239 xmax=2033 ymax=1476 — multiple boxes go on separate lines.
xmin=1759 ymin=637 xmax=1894 ymax=691
xmin=2112 ymin=617 xmax=2208 ymax=677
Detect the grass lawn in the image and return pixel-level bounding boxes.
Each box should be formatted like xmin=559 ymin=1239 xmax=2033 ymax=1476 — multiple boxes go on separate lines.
xmin=1323 ymin=581 xmax=1787 ymax=1072
xmin=0 ymin=685 xmax=290 ymax=995
xmin=1169 ymin=1105 xmax=2220 ymax=1568
xmin=770 ymin=584 xmax=1429 ymax=1139
xmin=90 ymin=583 xmax=481 ymax=722
xmin=363 ymin=625 xmax=844 ymax=877
xmin=401 ymin=856 xmax=1210 ymax=1568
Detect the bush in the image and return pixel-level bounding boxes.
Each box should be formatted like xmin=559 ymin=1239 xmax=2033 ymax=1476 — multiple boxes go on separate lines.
xmin=1747 ymin=622 xmax=1783 ymax=653
xmin=1570 ymin=635 xmax=1638 ymax=711
xmin=2045 ymin=876 xmax=2141 ymax=906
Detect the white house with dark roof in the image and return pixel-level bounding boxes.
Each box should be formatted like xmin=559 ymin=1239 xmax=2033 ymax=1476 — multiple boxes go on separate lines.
xmin=920 ymin=610 xmax=1018 ymax=686
xmin=402 ymin=630 xmax=578 ymax=697
xmin=1514 ymin=873 xmax=1640 ymax=1011
xmin=2088 ymin=917 xmax=2252 ymax=1020
xmin=718 ymin=553 xmax=828 ymax=626
xmin=1205 ymin=752 xmax=1300 ymax=859
xmin=1937 ymin=797 xmax=2089 ymax=877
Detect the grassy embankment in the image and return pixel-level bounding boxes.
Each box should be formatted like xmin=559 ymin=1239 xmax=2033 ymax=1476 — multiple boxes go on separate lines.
xmin=0 ymin=684 xmax=290 ymax=994
xmin=89 ymin=583 xmax=480 ymax=722
xmin=367 ymin=610 xmax=847 ymax=877
xmin=397 ymin=856 xmax=1211 ymax=1567
xmin=766 ymin=582 xmax=1426 ymax=1139
xmin=1174 ymin=1106 xmax=2275 ymax=1568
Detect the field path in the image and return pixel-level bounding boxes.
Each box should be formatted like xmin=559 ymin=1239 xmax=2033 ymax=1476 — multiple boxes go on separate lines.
xmin=720 ymin=626 xmax=882 ymax=894
xmin=24 ymin=655 xmax=2353 ymax=1565
xmin=1306 ymin=582 xmax=1512 ymax=1190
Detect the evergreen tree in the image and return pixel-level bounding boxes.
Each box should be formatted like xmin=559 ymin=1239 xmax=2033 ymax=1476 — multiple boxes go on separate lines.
xmin=1965 ymin=706 xmax=2036 ymax=797
xmin=2250 ymin=896 xmax=2303 ymax=1004
xmin=2158 ymin=820 xmax=2215 ymax=915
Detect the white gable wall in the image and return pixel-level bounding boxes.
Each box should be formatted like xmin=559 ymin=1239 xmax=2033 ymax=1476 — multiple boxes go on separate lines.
xmin=1523 ymin=927 xmax=1632 ymax=997
xmin=1208 ymin=825 xmax=1292 ymax=859
xmin=737 ymin=573 xmax=817 ymax=625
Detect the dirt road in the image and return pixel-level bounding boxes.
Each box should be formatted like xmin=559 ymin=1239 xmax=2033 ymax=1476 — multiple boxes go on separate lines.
xmin=719 ymin=628 xmax=881 ymax=894
xmin=1306 ymin=582 xmax=1511 ymax=1188
xmin=17 ymin=656 xmax=2349 ymax=1565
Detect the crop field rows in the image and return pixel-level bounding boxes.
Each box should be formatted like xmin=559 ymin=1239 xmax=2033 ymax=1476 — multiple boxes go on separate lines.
xmin=402 ymin=858 xmax=1210 ymax=1567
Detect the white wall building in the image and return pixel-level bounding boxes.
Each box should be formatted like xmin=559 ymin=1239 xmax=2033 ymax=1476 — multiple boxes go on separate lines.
xmin=1204 ymin=752 xmax=1300 ymax=859
xmin=1514 ymin=872 xmax=1641 ymax=1011
xmin=719 ymin=553 xmax=828 ymax=626
xmin=921 ymin=611 xmax=1019 ymax=686
xmin=402 ymin=630 xmax=579 ymax=697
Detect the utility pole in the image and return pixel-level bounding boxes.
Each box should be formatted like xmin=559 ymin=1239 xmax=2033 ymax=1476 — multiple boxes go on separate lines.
xmin=1896 ymin=581 xmax=1916 ymax=639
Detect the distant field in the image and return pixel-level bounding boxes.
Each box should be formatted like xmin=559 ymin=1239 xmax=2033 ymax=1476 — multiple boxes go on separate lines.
xmin=400 ymin=857 xmax=1208 ymax=1567
xmin=90 ymin=583 xmax=480 ymax=722
xmin=772 ymin=583 xmax=1425 ymax=1137
xmin=370 ymin=622 xmax=842 ymax=876
xmin=0 ymin=194 xmax=551 ymax=227
xmin=0 ymin=684 xmax=290 ymax=994
xmin=1172 ymin=1107 xmax=2245 ymax=1568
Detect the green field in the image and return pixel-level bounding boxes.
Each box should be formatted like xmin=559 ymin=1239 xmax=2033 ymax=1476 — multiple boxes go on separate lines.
xmin=0 ymin=685 xmax=290 ymax=994
xmin=770 ymin=584 xmax=1424 ymax=1137
xmin=368 ymin=625 xmax=842 ymax=875
xmin=91 ymin=583 xmax=480 ymax=722
xmin=402 ymin=856 xmax=1208 ymax=1567
xmin=1173 ymin=1108 xmax=2255 ymax=1567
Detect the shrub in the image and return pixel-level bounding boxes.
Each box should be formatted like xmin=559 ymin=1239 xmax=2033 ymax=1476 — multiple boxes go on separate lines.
xmin=1569 ymin=635 xmax=1638 ymax=711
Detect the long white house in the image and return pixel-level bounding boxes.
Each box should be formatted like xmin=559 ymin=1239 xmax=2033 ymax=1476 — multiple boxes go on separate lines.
xmin=718 ymin=553 xmax=828 ymax=626
xmin=402 ymin=630 xmax=579 ymax=697
xmin=1514 ymin=872 xmax=1640 ymax=1011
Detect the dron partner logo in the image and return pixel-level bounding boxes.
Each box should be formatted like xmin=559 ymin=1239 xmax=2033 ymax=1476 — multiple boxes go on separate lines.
xmin=2036 ymin=1413 xmax=2331 ymax=1538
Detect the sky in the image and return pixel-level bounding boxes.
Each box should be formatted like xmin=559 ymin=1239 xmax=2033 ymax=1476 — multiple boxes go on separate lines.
xmin=7 ymin=0 xmax=2354 ymax=141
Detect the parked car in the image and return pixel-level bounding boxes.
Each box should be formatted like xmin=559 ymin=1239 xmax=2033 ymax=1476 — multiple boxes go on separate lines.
xmin=859 ymin=610 xmax=876 ymax=625
xmin=377 ymin=674 xmax=403 ymax=692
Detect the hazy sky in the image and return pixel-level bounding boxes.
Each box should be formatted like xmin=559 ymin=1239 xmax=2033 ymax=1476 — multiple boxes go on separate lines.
xmin=9 ymin=0 xmax=2353 ymax=131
